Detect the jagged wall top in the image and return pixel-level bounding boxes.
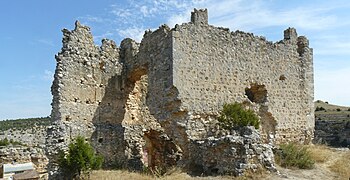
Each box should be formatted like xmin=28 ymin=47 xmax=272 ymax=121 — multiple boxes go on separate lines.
xmin=191 ymin=8 xmax=208 ymax=25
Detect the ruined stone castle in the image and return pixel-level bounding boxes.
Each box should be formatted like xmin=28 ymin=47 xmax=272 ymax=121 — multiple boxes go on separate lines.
xmin=46 ymin=9 xmax=314 ymax=176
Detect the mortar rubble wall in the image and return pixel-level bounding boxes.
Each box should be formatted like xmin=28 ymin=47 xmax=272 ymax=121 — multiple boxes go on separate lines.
xmin=172 ymin=22 xmax=314 ymax=144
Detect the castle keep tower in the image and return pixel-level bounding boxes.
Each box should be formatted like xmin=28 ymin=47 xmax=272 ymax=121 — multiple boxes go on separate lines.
xmin=47 ymin=9 xmax=314 ymax=176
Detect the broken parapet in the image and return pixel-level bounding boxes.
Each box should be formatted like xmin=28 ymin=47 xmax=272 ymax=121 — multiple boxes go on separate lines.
xmin=191 ymin=8 xmax=208 ymax=25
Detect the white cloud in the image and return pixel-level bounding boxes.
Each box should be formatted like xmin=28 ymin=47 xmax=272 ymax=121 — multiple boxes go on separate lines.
xmin=43 ymin=70 xmax=54 ymax=81
xmin=167 ymin=11 xmax=190 ymax=28
xmin=312 ymin=35 xmax=350 ymax=56
xmin=83 ymin=15 xmax=105 ymax=23
xmin=118 ymin=27 xmax=145 ymax=42
xmin=37 ymin=39 xmax=54 ymax=47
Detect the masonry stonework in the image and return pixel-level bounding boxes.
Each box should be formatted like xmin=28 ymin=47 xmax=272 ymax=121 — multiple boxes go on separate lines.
xmin=46 ymin=9 xmax=314 ymax=177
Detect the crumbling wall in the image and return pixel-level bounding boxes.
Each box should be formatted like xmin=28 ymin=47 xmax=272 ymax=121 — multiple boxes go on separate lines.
xmin=172 ymin=9 xmax=314 ymax=144
xmin=47 ymin=8 xmax=314 ymax=177
xmin=46 ymin=21 xmax=124 ymax=175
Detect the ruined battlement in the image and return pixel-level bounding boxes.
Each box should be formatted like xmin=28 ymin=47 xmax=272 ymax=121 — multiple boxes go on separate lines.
xmin=46 ymin=9 xmax=314 ymax=177
xmin=191 ymin=8 xmax=208 ymax=25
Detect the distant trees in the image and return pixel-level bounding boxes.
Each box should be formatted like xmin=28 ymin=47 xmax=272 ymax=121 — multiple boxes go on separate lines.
xmin=58 ymin=136 xmax=103 ymax=179
xmin=315 ymin=106 xmax=325 ymax=111
xmin=0 ymin=117 xmax=51 ymax=131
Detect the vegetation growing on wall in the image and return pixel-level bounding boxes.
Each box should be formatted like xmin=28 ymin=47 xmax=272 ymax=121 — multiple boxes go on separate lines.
xmin=218 ymin=102 xmax=260 ymax=129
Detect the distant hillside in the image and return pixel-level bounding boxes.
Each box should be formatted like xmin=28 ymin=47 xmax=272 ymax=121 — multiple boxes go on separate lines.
xmin=315 ymin=100 xmax=350 ymax=117
xmin=0 ymin=116 xmax=51 ymax=131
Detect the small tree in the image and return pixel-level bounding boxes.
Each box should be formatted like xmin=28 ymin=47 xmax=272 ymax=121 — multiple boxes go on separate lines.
xmin=218 ymin=102 xmax=260 ymax=129
xmin=58 ymin=136 xmax=103 ymax=179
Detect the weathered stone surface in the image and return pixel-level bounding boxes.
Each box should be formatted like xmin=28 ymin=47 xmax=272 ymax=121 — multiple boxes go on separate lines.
xmin=46 ymin=8 xmax=314 ymax=178
xmin=189 ymin=126 xmax=276 ymax=176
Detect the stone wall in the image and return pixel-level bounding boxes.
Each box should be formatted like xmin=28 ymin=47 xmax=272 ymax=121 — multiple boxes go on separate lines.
xmin=172 ymin=9 xmax=314 ymax=144
xmin=47 ymin=8 xmax=314 ymax=177
xmin=46 ymin=21 xmax=125 ymax=174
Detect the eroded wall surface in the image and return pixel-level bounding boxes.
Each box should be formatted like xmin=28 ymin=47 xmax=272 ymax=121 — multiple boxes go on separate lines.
xmin=172 ymin=9 xmax=314 ymax=144
xmin=47 ymin=9 xmax=314 ymax=177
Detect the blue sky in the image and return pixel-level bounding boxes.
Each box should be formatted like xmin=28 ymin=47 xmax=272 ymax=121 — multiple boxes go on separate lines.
xmin=0 ymin=0 xmax=349 ymax=120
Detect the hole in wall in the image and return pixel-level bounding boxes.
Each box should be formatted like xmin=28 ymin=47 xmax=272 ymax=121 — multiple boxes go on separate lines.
xmin=245 ymin=84 xmax=267 ymax=104
xmin=279 ymin=75 xmax=286 ymax=81
xmin=245 ymin=83 xmax=276 ymax=143
xmin=98 ymin=138 xmax=103 ymax=143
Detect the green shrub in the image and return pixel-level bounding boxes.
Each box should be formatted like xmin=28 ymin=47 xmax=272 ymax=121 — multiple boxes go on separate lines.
xmin=218 ymin=102 xmax=259 ymax=129
xmin=0 ymin=138 xmax=10 ymax=146
xmin=58 ymin=136 xmax=104 ymax=178
xmin=0 ymin=138 xmax=25 ymax=146
xmin=275 ymin=143 xmax=314 ymax=169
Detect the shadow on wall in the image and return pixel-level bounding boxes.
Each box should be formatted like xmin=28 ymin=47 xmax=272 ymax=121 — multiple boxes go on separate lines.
xmin=90 ymin=73 xmax=128 ymax=169
xmin=90 ymin=64 xmax=150 ymax=170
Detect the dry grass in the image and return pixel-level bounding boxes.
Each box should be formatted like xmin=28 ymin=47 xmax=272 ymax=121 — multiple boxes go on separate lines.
xmin=90 ymin=170 xmax=153 ymax=180
xmin=89 ymin=168 xmax=269 ymax=180
xmin=328 ymin=150 xmax=350 ymax=179
xmin=308 ymin=144 xmax=350 ymax=179
xmin=90 ymin=169 xmax=204 ymax=180
xmin=90 ymin=145 xmax=350 ymax=180
xmin=307 ymin=144 xmax=333 ymax=163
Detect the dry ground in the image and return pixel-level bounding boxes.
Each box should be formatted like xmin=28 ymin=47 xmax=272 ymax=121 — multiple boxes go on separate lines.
xmin=89 ymin=145 xmax=350 ymax=180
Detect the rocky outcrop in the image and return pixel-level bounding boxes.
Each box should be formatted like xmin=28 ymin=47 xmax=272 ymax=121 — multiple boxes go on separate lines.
xmin=189 ymin=127 xmax=276 ymax=176
xmin=314 ymin=119 xmax=350 ymax=147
